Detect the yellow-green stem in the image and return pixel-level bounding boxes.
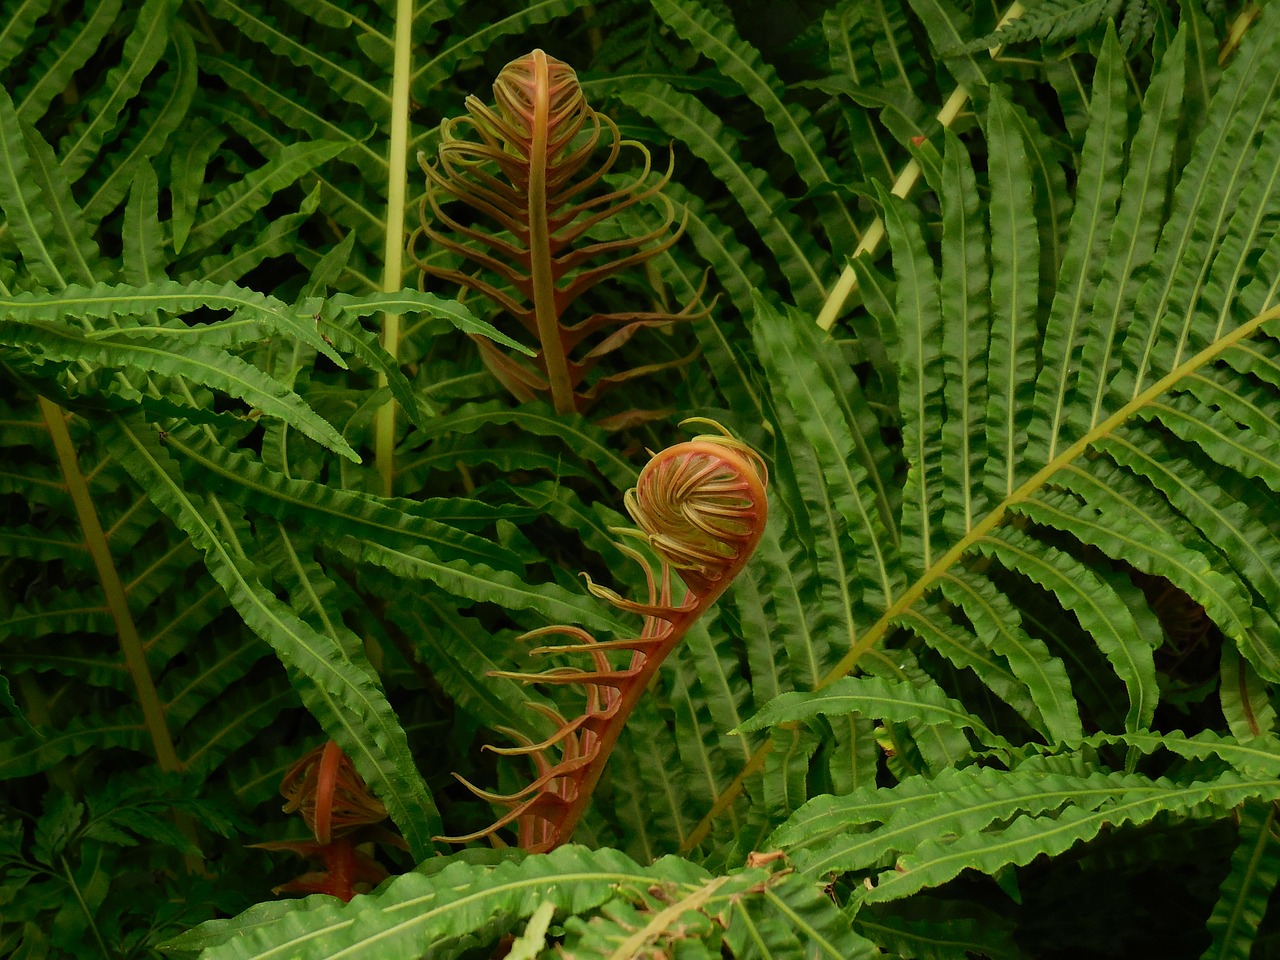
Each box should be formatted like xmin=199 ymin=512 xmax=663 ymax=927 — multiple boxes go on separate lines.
xmin=815 ymin=1 xmax=1026 ymax=331
xmin=375 ymin=0 xmax=415 ymax=497
xmin=39 ymin=397 xmax=182 ymax=774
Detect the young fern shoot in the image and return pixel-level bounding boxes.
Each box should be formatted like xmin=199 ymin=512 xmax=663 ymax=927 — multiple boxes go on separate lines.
xmin=411 ymin=50 xmax=707 ymax=418
xmin=442 ymin=423 xmax=768 ymax=852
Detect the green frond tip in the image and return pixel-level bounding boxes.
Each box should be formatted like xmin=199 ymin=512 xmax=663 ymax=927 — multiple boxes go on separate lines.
xmin=323 ymin=289 xmax=534 ymax=355
xmin=0 ymin=280 xmax=345 ymax=367
xmin=735 ymin=675 xmax=1010 ymax=752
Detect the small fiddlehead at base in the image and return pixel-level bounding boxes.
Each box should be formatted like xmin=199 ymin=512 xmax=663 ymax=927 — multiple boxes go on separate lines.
xmin=440 ymin=422 xmax=768 ymax=853
xmin=255 ymin=741 xmax=407 ymax=901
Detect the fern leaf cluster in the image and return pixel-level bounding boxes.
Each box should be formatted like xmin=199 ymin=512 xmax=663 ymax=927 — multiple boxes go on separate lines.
xmin=5 ymin=0 xmax=1280 ymax=957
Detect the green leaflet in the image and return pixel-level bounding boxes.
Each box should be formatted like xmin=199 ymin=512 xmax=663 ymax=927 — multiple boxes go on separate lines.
xmin=982 ymin=85 xmax=1040 ymax=502
xmin=736 ymin=674 xmax=1007 ymax=752
xmin=122 ymin=161 xmax=165 ymax=284
xmin=937 ymin=128 xmax=989 ymax=541
xmin=1219 ymin=643 xmax=1277 ymax=742
xmin=1201 ymin=802 xmax=1280 ymax=960
xmin=1027 ymin=23 xmax=1127 ymax=466
xmin=323 ymin=290 xmax=530 ymax=355
xmin=876 ymin=182 xmax=944 ymax=575
xmin=0 ymin=280 xmax=345 ymax=365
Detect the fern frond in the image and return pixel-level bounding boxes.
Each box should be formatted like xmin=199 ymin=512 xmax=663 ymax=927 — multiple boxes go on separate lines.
xmin=413 ymin=50 xmax=703 ymax=416
xmin=162 ymin=843 xmax=874 ymax=960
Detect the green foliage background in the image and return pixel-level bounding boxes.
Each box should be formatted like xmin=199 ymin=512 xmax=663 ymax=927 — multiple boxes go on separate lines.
xmin=3 ymin=0 xmax=1280 ymax=957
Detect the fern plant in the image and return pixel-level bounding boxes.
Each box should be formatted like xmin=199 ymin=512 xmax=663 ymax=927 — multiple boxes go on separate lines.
xmin=6 ymin=0 xmax=1280 ymax=958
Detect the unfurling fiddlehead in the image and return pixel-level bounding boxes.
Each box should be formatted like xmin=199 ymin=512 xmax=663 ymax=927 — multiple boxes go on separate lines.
xmin=410 ymin=49 xmax=707 ymax=421
xmin=441 ymin=423 xmax=768 ymax=853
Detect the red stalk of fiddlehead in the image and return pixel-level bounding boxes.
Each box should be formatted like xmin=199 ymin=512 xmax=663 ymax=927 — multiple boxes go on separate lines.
xmin=440 ymin=422 xmax=768 ymax=852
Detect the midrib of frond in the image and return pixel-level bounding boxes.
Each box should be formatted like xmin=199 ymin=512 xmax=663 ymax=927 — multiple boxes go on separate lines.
xmin=682 ymin=298 xmax=1280 ymax=853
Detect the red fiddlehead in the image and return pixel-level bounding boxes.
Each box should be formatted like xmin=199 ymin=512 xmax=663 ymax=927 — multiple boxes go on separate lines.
xmin=255 ymin=741 xmax=406 ymax=900
xmin=441 ymin=423 xmax=768 ymax=852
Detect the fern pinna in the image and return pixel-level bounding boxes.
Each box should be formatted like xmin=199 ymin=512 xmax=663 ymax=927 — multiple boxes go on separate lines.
xmin=443 ymin=423 xmax=767 ymax=853
xmin=412 ymin=49 xmax=705 ymax=419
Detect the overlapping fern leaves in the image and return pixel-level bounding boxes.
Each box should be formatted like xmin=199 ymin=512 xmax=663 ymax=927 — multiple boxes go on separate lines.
xmin=6 ymin=0 xmax=1280 ymax=957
